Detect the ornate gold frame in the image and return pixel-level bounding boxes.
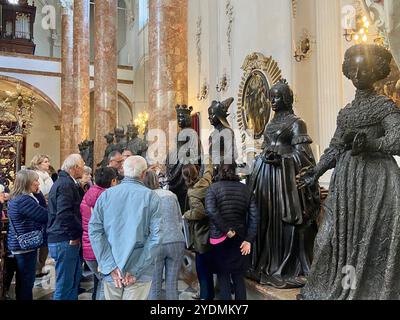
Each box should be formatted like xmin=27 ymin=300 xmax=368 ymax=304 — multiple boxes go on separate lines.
xmin=236 ymin=52 xmax=282 ymax=153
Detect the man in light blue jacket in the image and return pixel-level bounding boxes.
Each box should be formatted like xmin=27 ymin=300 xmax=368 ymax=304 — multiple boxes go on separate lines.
xmin=89 ymin=156 xmax=161 ymax=300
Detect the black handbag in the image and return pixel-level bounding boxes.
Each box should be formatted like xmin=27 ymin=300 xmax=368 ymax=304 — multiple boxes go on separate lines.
xmin=8 ymin=215 xmax=43 ymax=250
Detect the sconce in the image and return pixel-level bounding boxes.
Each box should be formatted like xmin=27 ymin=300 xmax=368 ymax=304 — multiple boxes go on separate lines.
xmin=216 ymin=74 xmax=228 ymax=92
xmin=343 ymin=15 xmax=369 ymax=43
xmin=197 ymin=81 xmax=209 ymax=101
xmin=294 ymin=31 xmax=313 ymax=62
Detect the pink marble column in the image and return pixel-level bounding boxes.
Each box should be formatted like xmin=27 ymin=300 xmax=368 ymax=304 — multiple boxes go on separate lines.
xmin=60 ymin=3 xmax=74 ymax=162
xmin=149 ymin=0 xmax=188 ymax=154
xmin=73 ymin=0 xmax=90 ymax=150
xmin=94 ymin=0 xmax=118 ymax=167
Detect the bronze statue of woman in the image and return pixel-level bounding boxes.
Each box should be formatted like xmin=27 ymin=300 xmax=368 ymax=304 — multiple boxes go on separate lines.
xmin=247 ymin=79 xmax=320 ymax=288
xmin=299 ymin=44 xmax=400 ymax=299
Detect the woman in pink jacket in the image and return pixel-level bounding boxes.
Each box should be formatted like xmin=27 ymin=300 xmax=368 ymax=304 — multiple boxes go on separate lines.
xmin=81 ymin=167 xmax=117 ymax=300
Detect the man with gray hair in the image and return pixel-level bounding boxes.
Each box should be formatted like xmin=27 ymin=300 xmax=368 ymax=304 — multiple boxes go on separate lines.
xmin=89 ymin=156 xmax=161 ymax=300
xmin=47 ymin=154 xmax=85 ymax=300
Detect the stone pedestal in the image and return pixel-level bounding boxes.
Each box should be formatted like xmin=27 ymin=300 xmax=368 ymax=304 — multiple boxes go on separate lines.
xmin=94 ymin=0 xmax=118 ymax=167
xmin=73 ymin=0 xmax=90 ymax=152
xmin=148 ymin=0 xmax=188 ymax=160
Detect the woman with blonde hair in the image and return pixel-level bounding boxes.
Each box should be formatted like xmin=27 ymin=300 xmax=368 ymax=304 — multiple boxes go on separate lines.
xmin=7 ymin=169 xmax=48 ymax=300
xmin=30 ymin=155 xmax=53 ymax=197
xmin=30 ymin=154 xmax=53 ymax=278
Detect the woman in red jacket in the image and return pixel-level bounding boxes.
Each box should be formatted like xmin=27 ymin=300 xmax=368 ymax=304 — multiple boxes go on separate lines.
xmin=80 ymin=167 xmax=117 ymax=300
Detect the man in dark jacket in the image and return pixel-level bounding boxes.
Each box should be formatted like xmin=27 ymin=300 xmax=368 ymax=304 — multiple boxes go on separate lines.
xmin=47 ymin=154 xmax=85 ymax=300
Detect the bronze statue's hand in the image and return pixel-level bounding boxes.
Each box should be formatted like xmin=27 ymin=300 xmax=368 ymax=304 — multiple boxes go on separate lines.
xmin=351 ymin=132 xmax=367 ymax=156
xmin=297 ymin=166 xmax=317 ymax=189
xmin=264 ymin=152 xmax=281 ymax=165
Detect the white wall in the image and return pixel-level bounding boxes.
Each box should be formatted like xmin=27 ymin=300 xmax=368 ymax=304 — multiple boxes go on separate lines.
xmin=25 ymin=101 xmax=61 ymax=169
xmin=188 ymin=0 xmax=294 ymax=153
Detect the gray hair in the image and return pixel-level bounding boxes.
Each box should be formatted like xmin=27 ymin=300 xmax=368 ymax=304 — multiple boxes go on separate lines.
xmin=10 ymin=169 xmax=39 ymax=199
xmin=61 ymin=154 xmax=84 ymax=172
xmin=123 ymin=156 xmax=148 ymax=179
xmin=83 ymin=166 xmax=92 ymax=175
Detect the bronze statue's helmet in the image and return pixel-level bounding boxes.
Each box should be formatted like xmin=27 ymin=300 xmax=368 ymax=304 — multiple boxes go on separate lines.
xmin=208 ymin=97 xmax=234 ymax=128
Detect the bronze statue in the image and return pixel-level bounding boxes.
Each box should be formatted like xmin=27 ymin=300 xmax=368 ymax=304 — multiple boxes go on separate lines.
xmin=126 ymin=124 xmax=148 ymax=157
xmin=114 ymin=127 xmax=127 ymax=152
xmin=78 ymin=140 xmax=94 ymax=170
xmin=98 ymin=133 xmax=118 ymax=168
xmin=247 ymin=79 xmax=320 ymax=288
xmin=166 ymin=105 xmax=203 ymax=212
xmin=208 ymin=98 xmax=238 ymax=174
xmin=299 ymin=44 xmax=400 ymax=299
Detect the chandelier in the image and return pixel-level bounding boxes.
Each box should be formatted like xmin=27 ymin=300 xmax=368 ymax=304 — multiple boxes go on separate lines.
xmin=133 ymin=111 xmax=149 ymax=136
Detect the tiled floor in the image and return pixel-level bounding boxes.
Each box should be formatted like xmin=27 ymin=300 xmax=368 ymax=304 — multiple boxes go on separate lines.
xmin=6 ymin=258 xmax=300 ymax=300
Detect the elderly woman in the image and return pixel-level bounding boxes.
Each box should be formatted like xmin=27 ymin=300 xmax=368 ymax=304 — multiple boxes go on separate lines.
xmin=299 ymin=44 xmax=400 ymax=300
xmin=7 ymin=170 xmax=48 ymax=300
xmin=78 ymin=166 xmax=93 ymax=198
xmin=144 ymin=170 xmax=185 ymax=300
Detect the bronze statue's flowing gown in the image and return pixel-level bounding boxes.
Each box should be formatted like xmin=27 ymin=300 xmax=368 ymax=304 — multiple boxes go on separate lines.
xmin=248 ymin=111 xmax=320 ymax=288
xmin=302 ymin=89 xmax=400 ymax=299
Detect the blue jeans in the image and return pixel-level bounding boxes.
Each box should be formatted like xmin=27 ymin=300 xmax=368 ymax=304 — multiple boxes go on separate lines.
xmin=14 ymin=250 xmax=37 ymax=300
xmin=48 ymin=241 xmax=82 ymax=300
xmin=195 ymin=252 xmax=214 ymax=300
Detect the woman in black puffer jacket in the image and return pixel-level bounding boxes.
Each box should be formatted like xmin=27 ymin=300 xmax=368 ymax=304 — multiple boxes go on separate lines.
xmin=205 ymin=164 xmax=258 ymax=300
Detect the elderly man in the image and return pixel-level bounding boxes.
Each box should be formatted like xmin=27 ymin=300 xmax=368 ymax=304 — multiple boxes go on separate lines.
xmin=89 ymin=156 xmax=161 ymax=300
xmin=47 ymin=154 xmax=85 ymax=300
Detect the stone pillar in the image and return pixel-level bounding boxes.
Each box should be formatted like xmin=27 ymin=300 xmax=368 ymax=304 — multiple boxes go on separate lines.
xmin=94 ymin=0 xmax=118 ymax=167
xmin=315 ymin=0 xmax=343 ymax=152
xmin=315 ymin=0 xmax=343 ymax=187
xmin=60 ymin=1 xmax=74 ymax=162
xmin=149 ymin=0 xmax=188 ymax=158
xmin=73 ymin=0 xmax=90 ymax=150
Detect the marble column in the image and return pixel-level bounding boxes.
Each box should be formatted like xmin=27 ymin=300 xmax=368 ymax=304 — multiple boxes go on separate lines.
xmin=149 ymin=0 xmax=188 ymax=158
xmin=315 ymin=0 xmax=343 ymax=152
xmin=73 ymin=0 xmax=90 ymax=151
xmin=315 ymin=0 xmax=343 ymax=186
xmin=60 ymin=2 xmax=74 ymax=162
xmin=94 ymin=0 xmax=118 ymax=167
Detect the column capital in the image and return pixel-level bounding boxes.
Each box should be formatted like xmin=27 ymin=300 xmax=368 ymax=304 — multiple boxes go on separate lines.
xmin=60 ymin=0 xmax=74 ymax=15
